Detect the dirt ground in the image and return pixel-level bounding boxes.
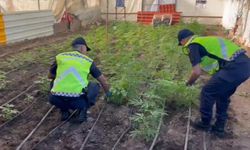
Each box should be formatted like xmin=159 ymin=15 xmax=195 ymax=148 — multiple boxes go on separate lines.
xmin=0 ymin=25 xmax=249 ymax=150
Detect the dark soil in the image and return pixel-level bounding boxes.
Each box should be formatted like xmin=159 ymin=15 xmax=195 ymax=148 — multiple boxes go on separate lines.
xmin=21 ymin=109 xmax=61 ymax=149
xmin=0 ymin=32 xmax=74 ymax=59
xmin=0 ymin=95 xmax=51 ymax=149
xmin=33 ymin=103 xmax=131 ymax=150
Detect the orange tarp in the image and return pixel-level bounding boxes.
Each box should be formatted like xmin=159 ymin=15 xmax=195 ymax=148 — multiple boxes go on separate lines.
xmin=0 ymin=13 xmax=6 ymax=45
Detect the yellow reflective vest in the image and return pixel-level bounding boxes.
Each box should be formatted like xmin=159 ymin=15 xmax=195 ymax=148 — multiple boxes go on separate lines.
xmin=51 ymin=51 xmax=93 ymax=97
xmin=184 ymin=36 xmax=241 ymax=75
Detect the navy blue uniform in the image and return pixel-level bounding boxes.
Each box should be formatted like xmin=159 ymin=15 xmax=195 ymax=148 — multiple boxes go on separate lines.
xmin=188 ymin=44 xmax=250 ymax=127
xmin=49 ymin=61 xmax=102 ymax=111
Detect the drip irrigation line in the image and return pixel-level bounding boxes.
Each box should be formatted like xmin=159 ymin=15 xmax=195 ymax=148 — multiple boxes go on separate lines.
xmin=184 ymin=106 xmax=209 ymax=150
xmin=5 ymin=55 xmax=55 ymax=75
xmin=16 ymin=106 xmax=55 ymax=150
xmin=112 ymin=119 xmax=131 ymax=150
xmin=6 ymin=62 xmax=38 ymax=75
xmin=79 ymin=104 xmax=106 ymax=150
xmin=0 ymin=84 xmax=35 ymax=107
xmin=0 ymin=100 xmax=37 ymax=129
xmin=184 ymin=106 xmax=192 ymax=150
xmin=149 ymin=103 xmax=166 ymax=150
xmin=31 ymin=110 xmax=77 ymax=149
xmin=203 ymin=132 xmax=207 ymax=150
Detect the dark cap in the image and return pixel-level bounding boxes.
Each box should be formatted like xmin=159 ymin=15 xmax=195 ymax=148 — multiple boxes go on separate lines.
xmin=72 ymin=37 xmax=91 ymax=51
xmin=177 ymin=29 xmax=194 ymax=45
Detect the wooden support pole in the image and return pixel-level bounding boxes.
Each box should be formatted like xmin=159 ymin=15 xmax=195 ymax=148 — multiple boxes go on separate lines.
xmin=157 ymin=0 xmax=160 ymax=12
xmin=124 ymin=7 xmax=126 ymax=20
xmin=38 ymin=0 xmax=41 ymax=11
xmin=50 ymin=0 xmax=55 ymax=9
xmin=243 ymin=1 xmax=250 ymax=34
xmin=106 ymin=0 xmax=109 ymax=45
xmin=141 ymin=0 xmax=144 ymax=12
xmin=115 ymin=7 xmax=117 ymax=20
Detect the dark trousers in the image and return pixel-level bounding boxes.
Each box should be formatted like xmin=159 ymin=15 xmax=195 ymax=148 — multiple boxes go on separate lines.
xmin=200 ymin=54 xmax=250 ymax=128
xmin=49 ymin=82 xmax=100 ymax=112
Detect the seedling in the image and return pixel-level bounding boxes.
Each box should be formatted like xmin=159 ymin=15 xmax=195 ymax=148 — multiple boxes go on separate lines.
xmin=25 ymin=94 xmax=34 ymax=102
xmin=34 ymin=76 xmax=50 ymax=95
xmin=0 ymin=71 xmax=9 ymax=90
xmin=0 ymin=104 xmax=19 ymax=120
xmin=83 ymin=21 xmax=204 ymax=141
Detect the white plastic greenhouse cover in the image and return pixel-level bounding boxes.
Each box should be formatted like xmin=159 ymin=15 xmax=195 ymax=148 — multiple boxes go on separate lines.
xmin=242 ymin=9 xmax=250 ymax=46
xmin=222 ymin=0 xmax=250 ymax=47
xmin=222 ymin=0 xmax=240 ymax=30
xmin=100 ymin=0 xmax=175 ymax=13
xmin=101 ymin=0 xmax=142 ymax=14
xmin=0 ymin=0 xmax=100 ymax=21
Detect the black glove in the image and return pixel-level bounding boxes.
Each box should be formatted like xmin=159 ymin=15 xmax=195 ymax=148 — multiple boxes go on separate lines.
xmin=105 ymin=91 xmax=112 ymax=98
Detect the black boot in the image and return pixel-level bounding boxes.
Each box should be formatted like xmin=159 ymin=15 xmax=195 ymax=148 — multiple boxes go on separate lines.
xmin=61 ymin=110 xmax=70 ymax=121
xmin=211 ymin=121 xmax=225 ymax=138
xmin=78 ymin=108 xmax=87 ymax=123
xmin=192 ymin=120 xmax=211 ymax=132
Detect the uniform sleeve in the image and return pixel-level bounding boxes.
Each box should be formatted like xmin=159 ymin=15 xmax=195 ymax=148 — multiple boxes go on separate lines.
xmin=188 ymin=44 xmax=202 ymax=66
xmin=50 ymin=61 xmax=57 ymax=75
xmin=90 ymin=62 xmax=102 ymax=78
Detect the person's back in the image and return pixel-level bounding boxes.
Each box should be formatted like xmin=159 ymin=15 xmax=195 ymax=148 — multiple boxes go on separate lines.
xmin=51 ymin=51 xmax=92 ymax=97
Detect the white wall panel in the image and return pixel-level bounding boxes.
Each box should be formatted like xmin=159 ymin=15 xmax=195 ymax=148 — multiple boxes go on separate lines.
xmin=3 ymin=10 xmax=54 ymax=44
xmin=176 ymin=0 xmax=225 ymax=17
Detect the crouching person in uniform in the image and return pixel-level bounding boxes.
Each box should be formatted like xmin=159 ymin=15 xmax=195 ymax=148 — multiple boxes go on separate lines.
xmin=48 ymin=37 xmax=112 ymax=123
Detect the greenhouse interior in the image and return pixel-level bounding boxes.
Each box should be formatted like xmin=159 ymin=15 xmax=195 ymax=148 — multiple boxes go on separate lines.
xmin=0 ymin=0 xmax=250 ymax=149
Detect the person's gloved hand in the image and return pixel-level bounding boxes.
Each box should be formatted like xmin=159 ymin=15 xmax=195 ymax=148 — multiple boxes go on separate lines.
xmin=105 ymin=91 xmax=112 ymax=98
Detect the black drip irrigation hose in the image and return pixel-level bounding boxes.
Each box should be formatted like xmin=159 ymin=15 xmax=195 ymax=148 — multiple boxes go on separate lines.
xmin=79 ymin=103 xmax=106 ymax=150
xmin=184 ymin=106 xmax=210 ymax=150
xmin=184 ymin=106 xmax=192 ymax=150
xmin=0 ymin=84 xmax=35 ymax=107
xmin=31 ymin=110 xmax=78 ymax=149
xmin=0 ymin=100 xmax=37 ymax=129
xmin=112 ymin=119 xmax=131 ymax=150
xmin=16 ymin=106 xmax=55 ymax=150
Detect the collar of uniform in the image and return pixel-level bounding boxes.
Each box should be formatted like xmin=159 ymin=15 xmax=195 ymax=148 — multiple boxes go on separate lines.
xmin=184 ymin=35 xmax=198 ymax=47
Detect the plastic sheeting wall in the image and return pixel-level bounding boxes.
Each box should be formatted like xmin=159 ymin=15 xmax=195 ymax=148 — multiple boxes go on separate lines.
xmin=100 ymin=0 xmax=176 ymax=21
xmin=222 ymin=0 xmax=250 ymax=47
xmin=0 ymin=0 xmax=52 ymax=12
xmin=222 ymin=0 xmax=241 ymax=29
xmin=0 ymin=0 xmax=101 ymax=25
xmin=2 ymin=10 xmax=54 ymax=44
xmin=100 ymin=0 xmax=142 ymax=21
xmin=51 ymin=0 xmax=101 ymax=23
xmin=242 ymin=10 xmax=250 ymax=46
xmin=100 ymin=0 xmax=225 ymax=24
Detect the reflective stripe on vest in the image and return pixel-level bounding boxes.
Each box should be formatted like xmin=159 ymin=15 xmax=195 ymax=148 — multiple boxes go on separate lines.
xmin=218 ymin=38 xmax=228 ymax=60
xmin=51 ymin=51 xmax=93 ymax=97
xmin=53 ymin=67 xmax=87 ymax=88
